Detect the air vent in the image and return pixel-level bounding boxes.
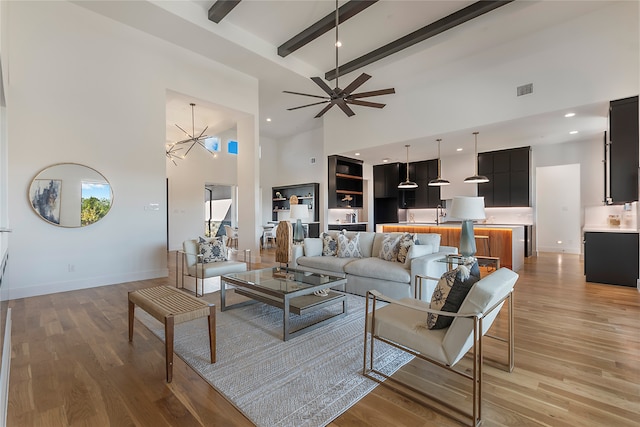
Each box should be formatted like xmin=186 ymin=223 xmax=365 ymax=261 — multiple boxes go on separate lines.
xmin=517 ymin=83 xmax=533 ymax=96
xmin=310 ymin=157 xmax=316 ymax=164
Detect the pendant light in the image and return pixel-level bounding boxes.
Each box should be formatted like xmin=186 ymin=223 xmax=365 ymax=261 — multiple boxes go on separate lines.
xmin=464 ymin=132 xmax=489 ymax=184
xmin=398 ymin=145 xmax=418 ymax=189
xmin=428 ymin=138 xmax=450 ymax=186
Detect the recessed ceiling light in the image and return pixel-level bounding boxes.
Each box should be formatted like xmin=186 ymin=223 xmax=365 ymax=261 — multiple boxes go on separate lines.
xmin=456 ymin=148 xmax=463 ymax=152
xmin=266 ymin=118 xmax=272 ymax=122
xmin=564 ymin=113 xmax=575 ymax=118
xmin=570 ymin=130 xmax=578 ymax=134
xmin=335 ymin=41 xmax=342 ymax=47
xmin=354 ymin=152 xmax=360 ymax=156
xmin=382 ymin=158 xmax=389 ymax=163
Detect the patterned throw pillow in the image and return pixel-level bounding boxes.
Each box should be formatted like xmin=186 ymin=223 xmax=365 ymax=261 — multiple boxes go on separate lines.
xmin=396 ymin=233 xmax=416 ymax=264
xmin=198 ymin=236 xmax=227 ymax=263
xmin=379 ymin=234 xmax=401 ymax=261
xmin=337 ymin=230 xmax=363 ymax=258
xmin=427 ymin=260 xmax=480 ymax=329
xmin=320 ymin=232 xmax=338 ymax=256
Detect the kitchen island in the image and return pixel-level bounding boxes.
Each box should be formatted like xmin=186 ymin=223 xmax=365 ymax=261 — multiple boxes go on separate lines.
xmin=377 ymin=223 xmax=525 ymax=271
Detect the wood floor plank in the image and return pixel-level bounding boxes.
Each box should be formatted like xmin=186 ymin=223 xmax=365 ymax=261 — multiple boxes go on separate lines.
xmin=7 ymin=250 xmax=640 ymax=426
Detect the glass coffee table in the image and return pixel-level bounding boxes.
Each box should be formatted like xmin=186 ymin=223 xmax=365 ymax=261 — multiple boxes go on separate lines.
xmin=221 ymin=267 xmax=347 ymax=341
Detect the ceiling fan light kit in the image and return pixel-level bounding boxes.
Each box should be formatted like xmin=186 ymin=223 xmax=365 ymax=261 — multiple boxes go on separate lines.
xmin=398 ymin=144 xmax=418 ymax=189
xmin=464 ymin=132 xmax=490 ymax=184
xmin=428 ymin=138 xmax=450 ymax=187
xmin=284 ymin=0 xmax=395 ymax=118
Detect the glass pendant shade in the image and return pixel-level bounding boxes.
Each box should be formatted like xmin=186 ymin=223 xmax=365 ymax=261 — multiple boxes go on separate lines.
xmin=464 ymin=132 xmax=489 ymax=184
xmin=429 ymin=138 xmax=450 ymax=186
xmin=398 ymin=144 xmax=418 ymax=189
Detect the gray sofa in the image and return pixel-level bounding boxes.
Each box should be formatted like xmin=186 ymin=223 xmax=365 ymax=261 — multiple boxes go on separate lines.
xmin=292 ymin=231 xmax=456 ymax=300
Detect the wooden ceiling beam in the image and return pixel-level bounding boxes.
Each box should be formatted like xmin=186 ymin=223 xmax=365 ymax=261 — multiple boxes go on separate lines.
xmin=325 ymin=0 xmax=515 ymax=81
xmin=277 ymin=0 xmax=378 ymax=58
xmin=208 ymin=0 xmax=242 ymax=24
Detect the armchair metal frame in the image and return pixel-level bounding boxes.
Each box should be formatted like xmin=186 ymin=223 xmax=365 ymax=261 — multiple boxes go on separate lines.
xmin=363 ymin=281 xmax=514 ymax=427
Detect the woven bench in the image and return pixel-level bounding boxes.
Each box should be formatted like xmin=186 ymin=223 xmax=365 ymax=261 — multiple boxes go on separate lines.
xmin=128 ymin=285 xmax=216 ymax=382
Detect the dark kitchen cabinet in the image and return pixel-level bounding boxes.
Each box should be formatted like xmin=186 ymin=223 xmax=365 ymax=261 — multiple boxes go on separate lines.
xmin=478 ymin=147 xmax=530 ymax=207
xmin=609 ymin=96 xmax=639 ymax=203
xmin=328 ymin=155 xmax=363 ymax=208
xmin=584 ymin=231 xmax=639 ymax=287
xmin=374 ymin=163 xmax=401 ymax=224
xmin=373 ymin=163 xmax=400 ymax=199
xmin=410 ymin=159 xmax=441 ymax=209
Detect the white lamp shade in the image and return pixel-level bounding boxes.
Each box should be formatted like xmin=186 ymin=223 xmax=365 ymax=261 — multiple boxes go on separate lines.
xmin=449 ymin=196 xmax=486 ymax=220
xmin=289 ymin=204 xmax=309 ymax=220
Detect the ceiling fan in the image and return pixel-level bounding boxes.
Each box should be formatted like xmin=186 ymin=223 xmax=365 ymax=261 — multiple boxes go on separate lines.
xmin=284 ymin=0 xmax=395 ymax=118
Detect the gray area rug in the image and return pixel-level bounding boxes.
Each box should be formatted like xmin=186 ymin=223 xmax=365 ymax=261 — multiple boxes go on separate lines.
xmin=136 ymin=291 xmax=413 ymax=427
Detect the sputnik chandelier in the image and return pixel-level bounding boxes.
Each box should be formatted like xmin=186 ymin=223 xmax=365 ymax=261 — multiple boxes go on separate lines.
xmin=166 ymin=103 xmax=216 ymax=165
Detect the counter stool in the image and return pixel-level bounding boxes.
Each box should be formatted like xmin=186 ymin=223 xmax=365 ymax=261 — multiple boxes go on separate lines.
xmin=475 ymin=235 xmax=491 ymax=256
xmin=128 ymin=285 xmax=216 ymax=382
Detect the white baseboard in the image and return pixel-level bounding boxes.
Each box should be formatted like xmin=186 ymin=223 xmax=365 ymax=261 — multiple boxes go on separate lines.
xmin=6 ymin=269 xmax=169 ymax=300
xmin=0 ymin=308 xmax=11 ymax=427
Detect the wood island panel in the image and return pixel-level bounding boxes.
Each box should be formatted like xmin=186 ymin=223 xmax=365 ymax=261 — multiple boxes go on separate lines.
xmin=381 ymin=225 xmax=514 ymax=269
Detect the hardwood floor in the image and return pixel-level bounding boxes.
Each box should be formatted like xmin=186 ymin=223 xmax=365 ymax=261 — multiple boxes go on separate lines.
xmin=7 ymin=250 xmax=640 ymax=426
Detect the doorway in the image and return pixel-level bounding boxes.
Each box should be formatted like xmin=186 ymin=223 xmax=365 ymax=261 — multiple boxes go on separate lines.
xmin=535 ymin=164 xmax=581 ymax=254
xmin=204 ymin=184 xmax=235 ymax=239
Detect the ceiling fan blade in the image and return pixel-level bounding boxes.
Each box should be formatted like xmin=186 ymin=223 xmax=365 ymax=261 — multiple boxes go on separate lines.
xmin=283 ymin=90 xmax=330 ymax=100
xmin=311 ymin=77 xmax=336 ymax=96
xmin=346 ymin=99 xmax=386 ymax=108
xmin=314 ymin=103 xmax=335 ymax=118
xmin=287 ymin=100 xmax=330 ymax=111
xmin=340 ymin=73 xmax=371 ymax=96
xmin=336 ymin=101 xmax=356 ymax=117
xmin=349 ymin=88 xmax=396 ymax=99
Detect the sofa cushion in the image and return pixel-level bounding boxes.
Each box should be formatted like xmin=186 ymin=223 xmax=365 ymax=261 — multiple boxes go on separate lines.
xmin=372 ymin=232 xmax=404 ymax=258
xmin=198 ymin=236 xmax=227 ymax=262
xmin=404 ymin=243 xmax=435 ymax=266
xmin=296 ymin=255 xmax=355 ymax=274
xmin=337 ymin=231 xmax=363 ymax=258
xmin=396 ymin=233 xmax=416 ymax=264
xmin=304 ymin=238 xmax=323 ymax=257
xmin=320 ymin=232 xmax=337 ymax=256
xmin=416 ymin=233 xmax=441 ymax=252
xmin=344 ymin=257 xmax=411 ymax=283
xmin=427 ymin=260 xmax=480 ymax=329
xmin=379 ymin=234 xmax=401 ymax=261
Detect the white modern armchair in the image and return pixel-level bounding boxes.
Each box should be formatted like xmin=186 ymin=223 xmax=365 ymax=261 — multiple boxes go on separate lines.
xmin=363 ymin=267 xmax=518 ymax=426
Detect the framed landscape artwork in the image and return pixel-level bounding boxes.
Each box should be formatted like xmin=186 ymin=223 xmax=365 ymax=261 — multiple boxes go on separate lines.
xmin=30 ymin=179 xmax=62 ymax=225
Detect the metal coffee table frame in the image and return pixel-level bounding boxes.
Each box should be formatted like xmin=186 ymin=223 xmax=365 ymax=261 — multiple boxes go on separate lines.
xmin=221 ymin=267 xmax=347 ymax=341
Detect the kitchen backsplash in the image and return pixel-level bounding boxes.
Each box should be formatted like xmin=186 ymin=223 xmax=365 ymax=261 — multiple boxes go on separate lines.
xmin=584 ymin=202 xmax=638 ymax=230
xmin=406 ymin=207 xmax=534 ymax=225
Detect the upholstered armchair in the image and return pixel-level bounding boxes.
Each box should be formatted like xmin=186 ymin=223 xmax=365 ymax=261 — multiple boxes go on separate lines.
xmin=363 ymin=267 xmax=518 ymax=426
xmin=177 ymin=238 xmax=250 ymax=297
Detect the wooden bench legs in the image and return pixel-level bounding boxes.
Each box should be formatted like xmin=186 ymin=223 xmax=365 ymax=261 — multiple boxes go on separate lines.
xmin=128 ymin=287 xmax=216 ymax=383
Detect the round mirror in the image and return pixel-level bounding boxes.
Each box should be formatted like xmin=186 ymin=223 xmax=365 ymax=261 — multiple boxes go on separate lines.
xmin=28 ymin=163 xmax=113 ymax=227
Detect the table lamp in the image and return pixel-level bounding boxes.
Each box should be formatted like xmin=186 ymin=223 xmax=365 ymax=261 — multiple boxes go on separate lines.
xmin=289 ymin=204 xmax=309 ymax=243
xmin=449 ymin=196 xmax=486 ymax=257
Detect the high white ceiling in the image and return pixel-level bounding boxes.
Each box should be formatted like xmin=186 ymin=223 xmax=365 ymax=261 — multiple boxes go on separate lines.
xmin=78 ymin=0 xmax=634 ymax=164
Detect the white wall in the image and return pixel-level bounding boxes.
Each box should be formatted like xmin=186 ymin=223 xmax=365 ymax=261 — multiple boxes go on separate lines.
xmin=166 ymin=120 xmax=240 ymax=251
xmin=536 ymin=164 xmax=582 ymax=254
xmin=5 ymin=1 xmax=258 ymax=298
xmin=532 ymin=136 xmax=604 ymax=219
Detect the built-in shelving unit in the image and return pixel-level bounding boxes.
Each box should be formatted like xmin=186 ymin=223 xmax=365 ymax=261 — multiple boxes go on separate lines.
xmin=328 ymin=155 xmax=363 ymax=208
xmin=271 ymin=183 xmax=320 ymax=237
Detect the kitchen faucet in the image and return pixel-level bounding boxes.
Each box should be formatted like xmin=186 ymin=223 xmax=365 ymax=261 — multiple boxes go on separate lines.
xmin=436 ymin=205 xmax=443 ymax=225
